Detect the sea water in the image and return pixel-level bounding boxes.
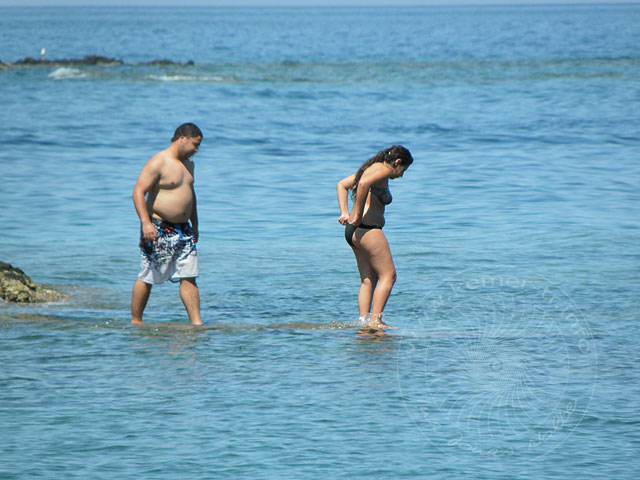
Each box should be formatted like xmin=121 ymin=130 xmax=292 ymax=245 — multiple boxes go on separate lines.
xmin=1 ymin=5 xmax=639 ymax=479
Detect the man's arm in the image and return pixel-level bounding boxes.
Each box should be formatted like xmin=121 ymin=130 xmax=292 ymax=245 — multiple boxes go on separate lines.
xmin=190 ymin=187 xmax=199 ymax=243
xmin=184 ymin=159 xmax=199 ymax=243
xmin=133 ymin=156 xmax=162 ymax=241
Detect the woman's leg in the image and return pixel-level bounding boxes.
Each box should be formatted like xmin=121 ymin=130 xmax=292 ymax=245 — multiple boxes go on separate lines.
xmin=357 ymin=229 xmax=397 ymax=328
xmin=353 ymin=247 xmax=378 ymax=317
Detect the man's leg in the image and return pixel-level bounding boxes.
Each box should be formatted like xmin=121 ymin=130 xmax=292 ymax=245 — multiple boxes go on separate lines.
xmin=131 ymin=280 xmax=152 ymax=324
xmin=180 ymin=278 xmax=202 ymax=325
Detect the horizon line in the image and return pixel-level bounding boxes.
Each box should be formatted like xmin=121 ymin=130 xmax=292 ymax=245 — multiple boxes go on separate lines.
xmin=1 ymin=1 xmax=640 ymax=6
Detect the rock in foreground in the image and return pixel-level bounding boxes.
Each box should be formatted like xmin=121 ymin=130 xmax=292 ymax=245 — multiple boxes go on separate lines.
xmin=0 ymin=262 xmax=67 ymax=303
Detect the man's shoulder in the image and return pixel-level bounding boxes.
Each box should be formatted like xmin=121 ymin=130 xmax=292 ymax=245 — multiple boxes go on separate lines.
xmin=147 ymin=149 xmax=174 ymax=168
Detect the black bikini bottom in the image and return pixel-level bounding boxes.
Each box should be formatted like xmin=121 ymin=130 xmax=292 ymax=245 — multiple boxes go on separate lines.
xmin=345 ymin=223 xmax=382 ymax=248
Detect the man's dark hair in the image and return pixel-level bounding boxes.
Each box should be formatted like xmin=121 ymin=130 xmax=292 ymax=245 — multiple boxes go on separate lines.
xmin=172 ymin=123 xmax=203 ymax=142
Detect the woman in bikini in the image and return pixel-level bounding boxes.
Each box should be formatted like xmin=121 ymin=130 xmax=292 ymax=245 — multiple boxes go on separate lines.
xmin=337 ymin=145 xmax=414 ymax=330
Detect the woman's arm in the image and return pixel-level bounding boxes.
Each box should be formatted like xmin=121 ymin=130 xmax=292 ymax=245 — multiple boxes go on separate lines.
xmin=337 ymin=173 xmax=356 ymax=225
xmin=347 ymin=163 xmax=391 ymax=225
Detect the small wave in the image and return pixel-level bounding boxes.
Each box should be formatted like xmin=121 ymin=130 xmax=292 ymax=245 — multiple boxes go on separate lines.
xmin=264 ymin=320 xmax=358 ymax=330
xmin=9 ymin=55 xmax=635 ymax=85
xmin=48 ymin=67 xmax=88 ymax=79
xmin=1 ymin=311 xmax=362 ymax=333
xmin=147 ymin=74 xmax=229 ymax=83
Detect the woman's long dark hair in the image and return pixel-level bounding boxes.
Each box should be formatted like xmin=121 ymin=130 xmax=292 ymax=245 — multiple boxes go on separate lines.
xmin=351 ymin=145 xmax=413 ymax=199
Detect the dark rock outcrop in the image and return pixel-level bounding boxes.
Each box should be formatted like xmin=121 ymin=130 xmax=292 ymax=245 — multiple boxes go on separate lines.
xmin=13 ymin=55 xmax=124 ymax=66
xmin=136 ymin=59 xmax=195 ymax=66
xmin=0 ymin=262 xmax=67 ymax=303
xmin=6 ymin=56 xmax=195 ymax=68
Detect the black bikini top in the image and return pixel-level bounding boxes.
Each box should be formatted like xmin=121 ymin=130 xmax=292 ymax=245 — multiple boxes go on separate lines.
xmin=370 ymin=186 xmax=392 ymax=205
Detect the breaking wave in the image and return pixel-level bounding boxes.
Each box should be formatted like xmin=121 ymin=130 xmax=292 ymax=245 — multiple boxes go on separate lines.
xmin=5 ymin=55 xmax=638 ymax=84
xmin=48 ymin=67 xmax=89 ymax=79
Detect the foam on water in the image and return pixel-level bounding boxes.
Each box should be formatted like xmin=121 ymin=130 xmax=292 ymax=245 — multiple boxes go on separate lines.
xmin=12 ymin=57 xmax=638 ymax=84
xmin=48 ymin=67 xmax=88 ymax=79
xmin=147 ymin=73 xmax=229 ymax=83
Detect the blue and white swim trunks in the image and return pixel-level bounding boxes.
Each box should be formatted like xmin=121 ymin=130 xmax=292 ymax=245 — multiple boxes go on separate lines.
xmin=138 ymin=217 xmax=198 ymax=284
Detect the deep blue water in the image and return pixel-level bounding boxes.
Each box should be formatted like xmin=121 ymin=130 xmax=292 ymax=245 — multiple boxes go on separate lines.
xmin=1 ymin=5 xmax=639 ymax=479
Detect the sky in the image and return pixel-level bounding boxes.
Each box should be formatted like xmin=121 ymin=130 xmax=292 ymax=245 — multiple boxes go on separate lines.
xmin=0 ymin=0 xmax=638 ymax=6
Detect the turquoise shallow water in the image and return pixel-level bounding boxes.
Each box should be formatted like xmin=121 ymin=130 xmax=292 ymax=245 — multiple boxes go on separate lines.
xmin=1 ymin=5 xmax=639 ymax=479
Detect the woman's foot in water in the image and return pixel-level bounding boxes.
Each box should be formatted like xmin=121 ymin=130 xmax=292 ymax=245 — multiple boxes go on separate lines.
xmin=369 ymin=314 xmax=396 ymax=330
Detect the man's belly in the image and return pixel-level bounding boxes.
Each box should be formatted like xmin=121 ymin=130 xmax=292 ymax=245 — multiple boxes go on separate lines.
xmin=149 ymin=190 xmax=193 ymax=223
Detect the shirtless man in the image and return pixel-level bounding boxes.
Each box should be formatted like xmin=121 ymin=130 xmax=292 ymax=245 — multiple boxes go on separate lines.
xmin=131 ymin=123 xmax=203 ymax=325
